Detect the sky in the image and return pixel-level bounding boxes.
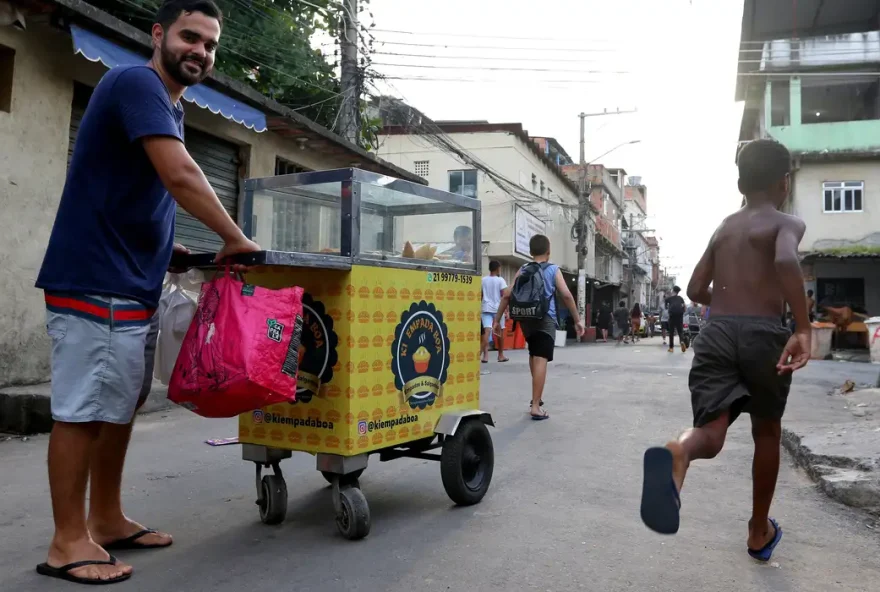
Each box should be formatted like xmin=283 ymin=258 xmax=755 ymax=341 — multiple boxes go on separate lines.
xmin=359 ymin=0 xmax=747 ymax=292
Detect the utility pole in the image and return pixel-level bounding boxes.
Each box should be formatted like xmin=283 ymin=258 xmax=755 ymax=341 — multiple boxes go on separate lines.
xmin=575 ymin=108 xmax=637 ymax=340
xmin=338 ymin=0 xmax=359 ymax=144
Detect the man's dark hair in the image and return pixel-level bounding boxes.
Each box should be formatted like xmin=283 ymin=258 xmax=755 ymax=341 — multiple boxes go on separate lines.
xmin=807 ymin=289 xmax=814 ymax=296
xmin=454 ymin=225 xmax=472 ymax=239
xmin=673 ymin=285 xmax=681 ymax=293
xmin=737 ymin=139 xmax=791 ymax=195
xmin=619 ymin=300 xmax=625 ymax=307
xmin=529 ymin=234 xmax=550 ymax=257
xmin=489 ymin=260 xmax=501 ymax=273
xmin=156 ymin=0 xmax=223 ymax=29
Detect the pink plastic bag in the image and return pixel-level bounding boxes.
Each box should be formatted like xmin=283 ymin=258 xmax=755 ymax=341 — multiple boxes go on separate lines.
xmin=168 ymin=271 xmax=304 ymax=418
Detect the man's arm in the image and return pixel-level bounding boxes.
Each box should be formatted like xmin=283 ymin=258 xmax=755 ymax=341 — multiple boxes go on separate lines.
xmin=143 ymin=138 xmax=246 ymax=246
xmin=687 ymin=233 xmax=716 ymax=305
xmin=776 ymin=217 xmax=809 ymax=331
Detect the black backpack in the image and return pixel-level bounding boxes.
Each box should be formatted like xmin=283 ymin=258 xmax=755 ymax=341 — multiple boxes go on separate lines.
xmin=509 ymin=263 xmax=552 ymax=321
xmin=667 ymin=295 xmax=685 ymax=316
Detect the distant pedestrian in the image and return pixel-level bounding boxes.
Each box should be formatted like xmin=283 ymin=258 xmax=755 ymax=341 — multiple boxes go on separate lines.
xmin=806 ymin=289 xmax=815 ymax=322
xmin=613 ymin=301 xmax=630 ymax=344
xmin=481 ymin=260 xmax=509 ymax=363
xmin=494 ymin=234 xmax=584 ymax=420
xmin=665 ymin=286 xmax=687 ymax=353
xmin=660 ymin=305 xmax=670 ymax=345
xmin=597 ymin=302 xmax=612 ymax=342
xmin=639 ymin=139 xmax=810 ymax=564
xmin=630 ymin=302 xmax=643 ymax=343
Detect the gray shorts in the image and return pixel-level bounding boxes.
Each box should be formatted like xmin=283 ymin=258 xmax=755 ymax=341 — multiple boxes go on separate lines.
xmin=45 ymin=292 xmax=158 ymax=424
xmin=689 ymin=315 xmax=792 ymax=427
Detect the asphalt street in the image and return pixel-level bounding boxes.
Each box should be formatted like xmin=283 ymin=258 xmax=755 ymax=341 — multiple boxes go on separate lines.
xmin=1 ymin=339 xmax=879 ymax=591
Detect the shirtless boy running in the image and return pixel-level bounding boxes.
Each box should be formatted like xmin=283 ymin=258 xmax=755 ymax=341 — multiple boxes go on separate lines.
xmin=639 ymin=139 xmax=811 ymax=562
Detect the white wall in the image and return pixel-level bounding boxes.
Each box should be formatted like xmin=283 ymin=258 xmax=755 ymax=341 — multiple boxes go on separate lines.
xmin=377 ymin=131 xmax=582 ymax=273
xmin=793 ymin=161 xmax=880 ymax=252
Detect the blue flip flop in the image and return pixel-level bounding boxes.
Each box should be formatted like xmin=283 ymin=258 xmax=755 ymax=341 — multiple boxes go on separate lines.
xmin=640 ymin=447 xmax=681 ymax=535
xmin=748 ymin=518 xmax=783 ymax=562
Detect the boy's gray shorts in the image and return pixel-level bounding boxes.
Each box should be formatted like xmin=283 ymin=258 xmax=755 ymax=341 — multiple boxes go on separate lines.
xmin=45 ymin=292 xmax=159 ymax=424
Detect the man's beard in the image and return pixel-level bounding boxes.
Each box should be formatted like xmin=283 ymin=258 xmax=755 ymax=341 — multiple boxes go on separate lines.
xmin=161 ymin=40 xmax=209 ymax=86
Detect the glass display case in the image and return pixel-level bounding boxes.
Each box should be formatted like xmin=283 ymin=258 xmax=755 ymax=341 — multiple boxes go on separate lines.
xmin=243 ymin=168 xmax=482 ymax=273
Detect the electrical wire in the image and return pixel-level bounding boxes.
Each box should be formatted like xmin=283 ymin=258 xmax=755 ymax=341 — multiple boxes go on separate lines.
xmin=371 ymin=62 xmax=631 ymax=74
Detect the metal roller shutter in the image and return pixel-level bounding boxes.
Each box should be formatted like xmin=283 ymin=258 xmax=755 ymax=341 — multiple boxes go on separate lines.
xmin=177 ymin=127 xmax=241 ymax=253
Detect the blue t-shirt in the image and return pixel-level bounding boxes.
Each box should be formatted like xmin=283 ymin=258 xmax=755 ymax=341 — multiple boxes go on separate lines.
xmin=36 ymin=66 xmax=185 ymax=308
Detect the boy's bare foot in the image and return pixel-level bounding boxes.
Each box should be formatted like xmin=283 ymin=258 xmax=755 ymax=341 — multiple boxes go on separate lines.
xmin=665 ymin=440 xmax=690 ymax=493
xmin=43 ymin=536 xmax=132 ymax=581
xmin=89 ymin=517 xmax=172 ymax=550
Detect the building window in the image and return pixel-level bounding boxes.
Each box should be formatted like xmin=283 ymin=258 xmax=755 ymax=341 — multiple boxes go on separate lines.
xmin=802 ymin=76 xmax=880 ymax=124
xmin=823 ymin=181 xmax=864 ymax=213
xmin=448 ymin=169 xmax=477 ymax=198
xmin=769 ymin=80 xmax=790 ymax=126
xmin=413 ymin=160 xmax=429 ymax=177
xmin=0 ymin=44 xmax=14 ymax=113
xmin=817 ymin=278 xmax=865 ymax=310
xmin=275 ymin=157 xmax=308 ymax=176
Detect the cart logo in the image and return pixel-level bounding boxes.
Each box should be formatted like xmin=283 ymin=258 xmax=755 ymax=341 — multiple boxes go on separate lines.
xmin=293 ymin=294 xmax=339 ymax=404
xmin=357 ymin=420 xmax=368 ymax=435
xmin=266 ymin=319 xmax=284 ymax=342
xmin=253 ymin=410 xmax=264 ymax=424
xmin=391 ymin=301 xmax=451 ymax=410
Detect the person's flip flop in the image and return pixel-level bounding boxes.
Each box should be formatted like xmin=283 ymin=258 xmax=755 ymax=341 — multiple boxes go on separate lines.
xmin=747 ymin=518 xmax=783 ymax=562
xmin=497 ymin=357 xmax=509 ymax=363
xmin=530 ymin=410 xmax=549 ymax=421
xmin=481 ymin=359 xmax=488 ymax=364
xmin=36 ymin=556 xmax=130 ymax=585
xmin=640 ymin=447 xmax=681 ymax=535
xmin=102 ymin=529 xmax=172 ymax=551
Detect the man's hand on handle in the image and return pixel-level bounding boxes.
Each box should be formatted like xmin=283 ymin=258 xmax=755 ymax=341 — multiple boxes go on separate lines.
xmin=216 ymin=235 xmax=261 ymax=273
xmin=168 ymin=243 xmax=191 ymax=274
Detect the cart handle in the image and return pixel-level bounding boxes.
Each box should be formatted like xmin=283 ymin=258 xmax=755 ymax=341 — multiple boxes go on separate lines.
xmin=171 ymin=251 xmax=266 ymax=270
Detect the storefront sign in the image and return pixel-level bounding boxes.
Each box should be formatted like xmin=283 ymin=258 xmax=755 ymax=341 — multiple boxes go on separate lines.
xmin=514 ymin=205 xmax=546 ymax=258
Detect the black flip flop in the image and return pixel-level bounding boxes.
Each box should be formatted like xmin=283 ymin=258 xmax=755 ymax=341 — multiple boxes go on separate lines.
xmin=530 ymin=409 xmax=550 ymax=421
xmin=640 ymin=447 xmax=681 ymax=535
xmin=102 ymin=529 xmax=172 ymax=551
xmin=36 ymin=556 xmax=130 ymax=585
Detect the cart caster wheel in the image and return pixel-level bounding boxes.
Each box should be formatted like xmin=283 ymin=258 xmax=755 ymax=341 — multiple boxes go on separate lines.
xmin=258 ymin=474 xmax=288 ymax=525
xmin=441 ymin=419 xmax=494 ymax=506
xmin=335 ymin=486 xmax=370 ymax=540
xmin=322 ymin=469 xmax=363 ymax=487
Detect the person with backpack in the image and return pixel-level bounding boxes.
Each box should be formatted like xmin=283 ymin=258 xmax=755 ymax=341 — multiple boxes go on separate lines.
xmin=492 ymin=234 xmax=584 ymax=420
xmin=665 ymin=285 xmax=687 ymax=352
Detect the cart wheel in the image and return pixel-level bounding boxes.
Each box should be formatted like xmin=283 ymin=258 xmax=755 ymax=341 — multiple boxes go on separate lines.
xmin=441 ymin=419 xmax=494 ymax=506
xmin=322 ymin=469 xmax=363 ymax=487
xmin=336 ymin=486 xmax=371 ymax=540
xmin=258 ymin=474 xmax=288 ymax=525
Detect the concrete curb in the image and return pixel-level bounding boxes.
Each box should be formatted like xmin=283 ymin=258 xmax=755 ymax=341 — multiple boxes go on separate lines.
xmin=782 ymin=427 xmax=880 ymax=517
xmin=0 ymin=381 xmax=175 ymax=435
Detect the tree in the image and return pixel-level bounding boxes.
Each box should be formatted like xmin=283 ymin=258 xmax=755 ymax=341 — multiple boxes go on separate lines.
xmin=88 ymin=0 xmax=361 ymax=136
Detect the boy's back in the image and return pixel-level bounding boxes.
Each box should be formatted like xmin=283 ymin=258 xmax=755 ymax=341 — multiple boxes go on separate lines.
xmin=706 ymin=207 xmax=805 ymax=319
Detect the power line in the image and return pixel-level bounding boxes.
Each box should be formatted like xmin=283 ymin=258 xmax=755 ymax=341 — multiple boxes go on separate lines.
xmin=372 ymin=62 xmax=630 ymax=74
xmin=374 ymin=39 xmax=620 ymax=53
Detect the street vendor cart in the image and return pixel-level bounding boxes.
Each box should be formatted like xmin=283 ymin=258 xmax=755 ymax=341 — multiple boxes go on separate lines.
xmin=184 ymin=168 xmax=494 ymax=540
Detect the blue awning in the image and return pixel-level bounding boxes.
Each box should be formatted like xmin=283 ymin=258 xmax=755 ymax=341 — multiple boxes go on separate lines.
xmin=70 ymin=25 xmax=267 ymax=132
